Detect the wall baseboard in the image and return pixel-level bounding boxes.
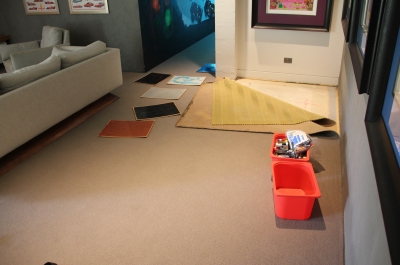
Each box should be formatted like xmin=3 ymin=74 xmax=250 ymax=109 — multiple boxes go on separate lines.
xmin=236 ymin=70 xmax=339 ymax=86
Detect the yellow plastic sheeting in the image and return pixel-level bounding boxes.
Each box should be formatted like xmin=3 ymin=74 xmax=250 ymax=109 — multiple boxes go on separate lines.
xmin=212 ymin=78 xmax=327 ymax=125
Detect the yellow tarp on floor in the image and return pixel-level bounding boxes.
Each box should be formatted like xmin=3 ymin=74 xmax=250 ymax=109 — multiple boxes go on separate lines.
xmin=212 ymin=78 xmax=327 ymax=125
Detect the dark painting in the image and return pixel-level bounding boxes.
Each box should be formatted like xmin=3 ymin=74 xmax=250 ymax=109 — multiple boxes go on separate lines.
xmin=133 ymin=102 xmax=181 ymax=120
xmin=134 ymin=72 xmax=171 ymax=84
xmin=138 ymin=0 xmax=215 ymax=71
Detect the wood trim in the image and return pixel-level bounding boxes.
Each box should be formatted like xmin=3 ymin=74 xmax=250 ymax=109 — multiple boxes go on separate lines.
xmin=0 ymin=35 xmax=11 ymax=42
xmin=0 ymin=93 xmax=119 ymax=176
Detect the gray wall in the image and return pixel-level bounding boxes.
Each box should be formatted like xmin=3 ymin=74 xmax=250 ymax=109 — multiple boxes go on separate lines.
xmin=0 ymin=12 xmax=6 ymax=34
xmin=0 ymin=0 xmax=144 ymax=72
xmin=339 ymin=45 xmax=391 ymax=264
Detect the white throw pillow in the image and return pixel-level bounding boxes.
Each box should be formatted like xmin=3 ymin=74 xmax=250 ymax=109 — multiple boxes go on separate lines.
xmin=51 ymin=40 xmax=106 ymax=69
xmin=0 ymin=55 xmax=61 ymax=95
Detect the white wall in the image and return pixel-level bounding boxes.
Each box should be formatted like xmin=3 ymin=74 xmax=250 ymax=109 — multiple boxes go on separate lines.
xmin=216 ymin=0 xmax=345 ymax=86
xmin=215 ymin=0 xmax=237 ymax=79
xmin=339 ymin=45 xmax=391 ymax=265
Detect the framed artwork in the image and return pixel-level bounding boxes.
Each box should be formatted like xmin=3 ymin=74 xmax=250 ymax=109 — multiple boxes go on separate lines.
xmin=364 ymin=0 xmax=400 ymax=263
xmin=395 ymin=70 xmax=400 ymax=105
xmin=341 ymin=0 xmax=353 ymax=41
xmin=383 ymin=43 xmax=400 ymax=166
xmin=361 ymin=0 xmax=373 ymax=32
xmin=266 ymin=0 xmax=318 ymax=16
xmin=347 ymin=0 xmax=385 ymax=94
xmin=251 ymin=0 xmax=334 ymax=32
xmin=23 ymin=0 xmax=60 ymax=15
xmin=68 ymin=0 xmax=109 ymax=14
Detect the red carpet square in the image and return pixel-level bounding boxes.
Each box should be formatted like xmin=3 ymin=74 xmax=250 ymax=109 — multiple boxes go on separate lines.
xmin=99 ymin=120 xmax=155 ymax=138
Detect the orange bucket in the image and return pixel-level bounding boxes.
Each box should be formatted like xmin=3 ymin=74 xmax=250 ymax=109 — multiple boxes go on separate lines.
xmin=270 ymin=133 xmax=310 ymax=162
xmin=271 ymin=161 xmax=321 ymax=220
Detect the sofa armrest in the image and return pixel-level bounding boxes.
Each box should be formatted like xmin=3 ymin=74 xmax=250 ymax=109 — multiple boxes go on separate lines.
xmin=0 ymin=48 xmax=123 ymax=158
xmin=0 ymin=40 xmax=40 ymax=61
xmin=11 ymin=46 xmax=53 ymax=70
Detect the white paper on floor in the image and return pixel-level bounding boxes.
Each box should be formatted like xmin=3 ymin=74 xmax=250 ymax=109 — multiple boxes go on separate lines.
xmin=141 ymin=87 xmax=187 ymax=100
xmin=235 ymin=79 xmax=337 ymax=122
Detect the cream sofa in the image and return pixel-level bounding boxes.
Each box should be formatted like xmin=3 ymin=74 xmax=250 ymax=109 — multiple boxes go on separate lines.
xmin=0 ymin=26 xmax=70 ymax=73
xmin=0 ymin=42 xmax=123 ymax=158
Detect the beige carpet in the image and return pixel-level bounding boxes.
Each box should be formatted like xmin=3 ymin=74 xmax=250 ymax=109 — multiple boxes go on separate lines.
xmin=0 ymin=33 xmax=343 ymax=265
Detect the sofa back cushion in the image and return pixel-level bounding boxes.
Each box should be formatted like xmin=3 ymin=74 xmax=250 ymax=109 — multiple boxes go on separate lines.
xmin=0 ymin=41 xmax=40 ymax=61
xmin=0 ymin=55 xmax=61 ymax=95
xmin=52 ymin=40 xmax=106 ymax=69
xmin=40 ymin=26 xmax=63 ymax=48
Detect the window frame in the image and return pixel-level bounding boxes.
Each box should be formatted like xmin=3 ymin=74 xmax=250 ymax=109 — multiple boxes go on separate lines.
xmin=347 ymin=0 xmax=385 ymax=94
xmin=341 ymin=0 xmax=352 ymax=41
xmin=364 ymin=0 xmax=400 ymax=263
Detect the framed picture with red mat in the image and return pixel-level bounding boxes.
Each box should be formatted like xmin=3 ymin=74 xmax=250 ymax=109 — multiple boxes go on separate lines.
xmin=251 ymin=0 xmax=334 ymax=32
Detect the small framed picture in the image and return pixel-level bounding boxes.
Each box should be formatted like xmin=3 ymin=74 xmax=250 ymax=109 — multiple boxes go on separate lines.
xmin=23 ymin=0 xmax=60 ymax=15
xmin=68 ymin=0 xmax=109 ymax=14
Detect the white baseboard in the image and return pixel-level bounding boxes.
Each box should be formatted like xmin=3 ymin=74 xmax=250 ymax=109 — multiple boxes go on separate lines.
xmin=236 ymin=70 xmax=339 ymax=86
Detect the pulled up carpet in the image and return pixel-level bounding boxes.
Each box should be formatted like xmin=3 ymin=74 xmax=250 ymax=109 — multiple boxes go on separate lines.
xmin=212 ymin=78 xmax=331 ymax=125
xmin=176 ymin=78 xmax=338 ymax=135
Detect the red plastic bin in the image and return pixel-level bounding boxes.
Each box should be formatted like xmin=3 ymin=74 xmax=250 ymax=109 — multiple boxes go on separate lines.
xmin=271 ymin=161 xmax=321 ymax=220
xmin=270 ymin=133 xmax=310 ymax=162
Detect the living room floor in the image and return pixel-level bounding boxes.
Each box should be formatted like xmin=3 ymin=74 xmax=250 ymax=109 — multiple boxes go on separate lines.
xmin=0 ymin=33 xmax=344 ymax=265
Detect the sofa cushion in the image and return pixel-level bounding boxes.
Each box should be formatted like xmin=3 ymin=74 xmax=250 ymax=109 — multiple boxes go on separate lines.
xmin=0 ymin=55 xmax=61 ymax=95
xmin=0 ymin=41 xmax=40 ymax=61
xmin=2 ymin=59 xmax=14 ymax=73
xmin=51 ymin=41 xmax=106 ymax=69
xmin=51 ymin=46 xmax=82 ymax=55
xmin=40 ymin=26 xmax=63 ymax=48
